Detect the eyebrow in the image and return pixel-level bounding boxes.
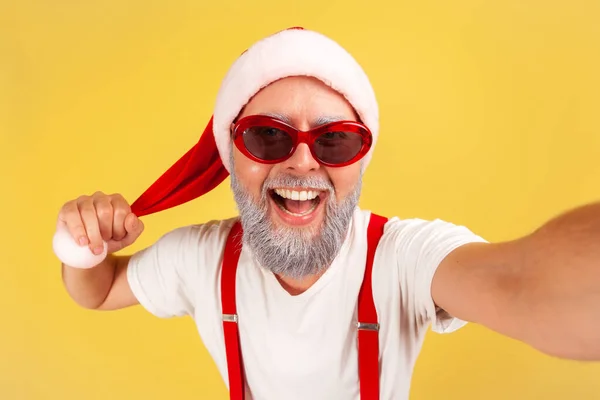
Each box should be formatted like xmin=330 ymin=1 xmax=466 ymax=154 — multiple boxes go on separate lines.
xmin=313 ymin=115 xmax=346 ymax=126
xmin=258 ymin=112 xmax=348 ymax=127
xmin=258 ymin=112 xmax=292 ymax=123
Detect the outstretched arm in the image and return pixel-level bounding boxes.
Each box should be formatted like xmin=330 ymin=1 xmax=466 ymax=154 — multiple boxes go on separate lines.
xmin=432 ymin=202 xmax=600 ymax=361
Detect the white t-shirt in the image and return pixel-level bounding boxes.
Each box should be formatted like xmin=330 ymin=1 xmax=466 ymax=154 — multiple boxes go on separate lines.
xmin=127 ymin=207 xmax=486 ymax=400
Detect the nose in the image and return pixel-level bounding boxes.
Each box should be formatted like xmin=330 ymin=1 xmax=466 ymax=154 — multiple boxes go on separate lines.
xmin=280 ymin=143 xmax=320 ymax=174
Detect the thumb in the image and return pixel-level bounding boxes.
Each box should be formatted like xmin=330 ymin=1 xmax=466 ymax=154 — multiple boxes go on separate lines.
xmin=121 ymin=213 xmax=144 ymax=246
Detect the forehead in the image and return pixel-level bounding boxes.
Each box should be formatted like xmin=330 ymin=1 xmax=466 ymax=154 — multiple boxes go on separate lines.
xmin=238 ymin=76 xmax=359 ymax=124
xmin=256 ymin=111 xmax=350 ymax=128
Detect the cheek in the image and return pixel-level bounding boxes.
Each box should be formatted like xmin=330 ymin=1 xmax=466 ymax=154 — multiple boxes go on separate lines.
xmin=233 ymin=150 xmax=272 ymax=196
xmin=328 ymin=165 xmax=362 ymax=202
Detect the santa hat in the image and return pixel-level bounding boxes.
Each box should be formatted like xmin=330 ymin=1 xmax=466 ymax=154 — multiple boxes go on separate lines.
xmin=129 ymin=27 xmax=379 ymax=217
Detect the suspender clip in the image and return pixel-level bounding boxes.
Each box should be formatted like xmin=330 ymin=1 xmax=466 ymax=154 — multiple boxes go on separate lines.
xmin=223 ymin=314 xmax=238 ymax=323
xmin=357 ymin=322 xmax=379 ymax=331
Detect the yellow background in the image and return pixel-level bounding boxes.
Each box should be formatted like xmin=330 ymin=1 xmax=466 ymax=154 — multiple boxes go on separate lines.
xmin=1 ymin=0 xmax=599 ymax=399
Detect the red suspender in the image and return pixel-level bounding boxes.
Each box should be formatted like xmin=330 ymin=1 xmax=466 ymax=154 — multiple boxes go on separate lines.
xmin=221 ymin=213 xmax=387 ymax=400
xmin=357 ymin=213 xmax=388 ymax=400
xmin=221 ymin=221 xmax=245 ymax=400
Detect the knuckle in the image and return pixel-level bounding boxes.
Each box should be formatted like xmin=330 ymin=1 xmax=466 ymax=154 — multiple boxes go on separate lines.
xmin=58 ymin=202 xmax=81 ymax=227
xmin=94 ymin=196 xmax=111 ymax=212
xmin=60 ymin=200 xmax=77 ymax=215
xmin=113 ymin=207 xmax=128 ymax=219
xmin=76 ymin=194 xmax=91 ymax=203
xmin=77 ymin=199 xmax=94 ymax=211
xmin=111 ymin=193 xmax=131 ymax=210
xmin=96 ymin=204 xmax=112 ymax=219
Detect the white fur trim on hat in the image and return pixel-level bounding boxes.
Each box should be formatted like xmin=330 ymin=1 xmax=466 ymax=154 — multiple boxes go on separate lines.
xmin=212 ymin=28 xmax=379 ymax=172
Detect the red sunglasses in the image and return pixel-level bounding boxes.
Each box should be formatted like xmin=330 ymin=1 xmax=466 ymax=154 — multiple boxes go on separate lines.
xmin=231 ymin=115 xmax=373 ymax=167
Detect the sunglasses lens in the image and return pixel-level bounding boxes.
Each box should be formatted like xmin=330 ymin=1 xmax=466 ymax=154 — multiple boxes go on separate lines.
xmin=314 ymin=131 xmax=365 ymax=164
xmin=243 ymin=126 xmax=293 ymax=161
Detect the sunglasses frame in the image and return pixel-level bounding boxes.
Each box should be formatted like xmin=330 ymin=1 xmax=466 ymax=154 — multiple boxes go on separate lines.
xmin=231 ymin=115 xmax=373 ymax=168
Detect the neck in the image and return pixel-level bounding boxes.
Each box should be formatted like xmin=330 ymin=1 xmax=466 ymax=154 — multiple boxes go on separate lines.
xmin=275 ymin=271 xmax=326 ymax=295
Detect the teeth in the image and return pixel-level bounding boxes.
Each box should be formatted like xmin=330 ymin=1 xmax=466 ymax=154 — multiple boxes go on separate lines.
xmin=277 ymin=199 xmax=319 ymax=216
xmin=274 ymin=188 xmax=319 ymax=201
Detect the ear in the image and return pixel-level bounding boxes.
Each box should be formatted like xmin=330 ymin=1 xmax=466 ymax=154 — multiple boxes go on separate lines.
xmin=230 ymin=121 xmax=237 ymax=140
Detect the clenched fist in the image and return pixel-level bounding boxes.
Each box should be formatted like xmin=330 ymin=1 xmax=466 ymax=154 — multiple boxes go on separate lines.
xmin=54 ymin=192 xmax=144 ymax=268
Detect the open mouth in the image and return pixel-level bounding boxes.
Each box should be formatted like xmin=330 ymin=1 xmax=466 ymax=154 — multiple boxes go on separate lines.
xmin=269 ymin=188 xmax=323 ymax=217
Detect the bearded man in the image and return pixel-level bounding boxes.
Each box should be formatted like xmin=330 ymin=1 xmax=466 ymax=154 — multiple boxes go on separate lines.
xmin=55 ymin=28 xmax=600 ymax=400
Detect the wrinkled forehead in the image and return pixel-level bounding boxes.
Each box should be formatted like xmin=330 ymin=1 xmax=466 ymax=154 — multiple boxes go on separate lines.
xmin=236 ymin=76 xmax=361 ymax=126
xmin=259 ymin=113 xmax=355 ymax=126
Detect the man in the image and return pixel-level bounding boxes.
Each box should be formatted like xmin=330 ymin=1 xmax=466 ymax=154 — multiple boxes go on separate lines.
xmin=55 ymin=28 xmax=600 ymax=399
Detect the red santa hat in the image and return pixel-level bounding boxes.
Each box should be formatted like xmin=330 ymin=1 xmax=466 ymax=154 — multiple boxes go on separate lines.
xmin=129 ymin=27 xmax=379 ymax=217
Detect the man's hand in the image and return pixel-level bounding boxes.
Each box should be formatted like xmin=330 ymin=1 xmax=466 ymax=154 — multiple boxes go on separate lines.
xmin=58 ymin=191 xmax=143 ymax=310
xmin=57 ymin=191 xmax=144 ymax=257
xmin=432 ymin=202 xmax=600 ymax=361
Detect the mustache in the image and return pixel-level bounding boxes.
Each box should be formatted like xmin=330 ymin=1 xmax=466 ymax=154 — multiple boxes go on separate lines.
xmin=261 ymin=174 xmax=335 ymax=198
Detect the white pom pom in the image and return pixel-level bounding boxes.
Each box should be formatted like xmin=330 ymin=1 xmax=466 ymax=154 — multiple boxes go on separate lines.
xmin=52 ymin=224 xmax=108 ymax=269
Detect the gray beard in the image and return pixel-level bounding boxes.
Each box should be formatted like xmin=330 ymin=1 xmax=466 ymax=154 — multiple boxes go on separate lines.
xmin=230 ymin=170 xmax=361 ymax=279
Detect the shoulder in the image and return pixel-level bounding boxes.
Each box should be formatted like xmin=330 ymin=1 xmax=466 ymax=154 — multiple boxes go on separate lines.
xmin=356 ymin=209 xmax=487 ymax=255
xmin=367 ymin=211 xmax=486 ymax=333
xmin=381 ymin=214 xmax=485 ymax=245
xmin=150 ymin=216 xmax=239 ymax=251
xmin=126 ymin=216 xmax=240 ymax=314
xmin=129 ymin=216 xmax=240 ymax=274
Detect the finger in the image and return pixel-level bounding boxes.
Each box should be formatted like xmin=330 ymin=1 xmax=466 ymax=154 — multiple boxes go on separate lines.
xmin=109 ymin=194 xmax=131 ymax=241
xmin=59 ymin=200 xmax=89 ymax=246
xmin=93 ymin=195 xmax=113 ymax=242
xmin=120 ymin=213 xmax=144 ymax=248
xmin=77 ymin=197 xmax=104 ymax=255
